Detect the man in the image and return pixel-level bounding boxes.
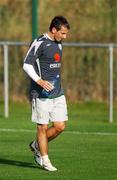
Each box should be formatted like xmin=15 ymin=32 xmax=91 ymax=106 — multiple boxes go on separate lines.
xmin=23 ymin=16 xmax=70 ymax=171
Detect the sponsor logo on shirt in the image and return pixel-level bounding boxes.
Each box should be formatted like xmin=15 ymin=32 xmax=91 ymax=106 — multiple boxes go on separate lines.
xmin=50 ymin=63 xmax=61 ymax=68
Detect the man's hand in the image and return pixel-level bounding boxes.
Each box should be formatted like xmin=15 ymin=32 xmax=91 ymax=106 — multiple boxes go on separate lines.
xmin=36 ymin=79 xmax=54 ymax=92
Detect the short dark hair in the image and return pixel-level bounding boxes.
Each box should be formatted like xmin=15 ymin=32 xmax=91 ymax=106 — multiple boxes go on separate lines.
xmin=49 ymin=16 xmax=70 ymax=32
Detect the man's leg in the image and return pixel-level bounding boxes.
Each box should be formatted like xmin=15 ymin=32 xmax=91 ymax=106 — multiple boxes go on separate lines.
xmin=47 ymin=121 xmax=66 ymax=141
xmin=35 ymin=120 xmax=67 ymax=171
xmin=37 ymin=121 xmax=66 ymax=155
xmin=37 ymin=124 xmax=48 ymax=156
xmin=37 ymin=123 xmax=60 ymax=171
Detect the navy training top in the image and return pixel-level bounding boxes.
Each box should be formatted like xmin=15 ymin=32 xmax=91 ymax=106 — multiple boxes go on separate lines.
xmin=24 ymin=33 xmax=64 ymax=100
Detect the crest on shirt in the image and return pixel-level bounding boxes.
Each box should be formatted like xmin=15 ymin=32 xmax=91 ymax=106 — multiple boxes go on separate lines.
xmin=58 ymin=44 xmax=62 ymax=50
xmin=54 ymin=53 xmax=61 ymax=62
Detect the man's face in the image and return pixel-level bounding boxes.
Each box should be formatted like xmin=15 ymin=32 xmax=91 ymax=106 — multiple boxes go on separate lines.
xmin=52 ymin=26 xmax=69 ymax=42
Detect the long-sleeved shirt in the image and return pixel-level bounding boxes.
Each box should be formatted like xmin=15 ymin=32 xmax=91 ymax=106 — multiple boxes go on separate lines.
xmin=23 ymin=33 xmax=64 ymax=100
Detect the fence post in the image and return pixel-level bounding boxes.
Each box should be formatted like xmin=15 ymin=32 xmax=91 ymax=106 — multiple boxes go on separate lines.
xmin=3 ymin=44 xmax=9 ymax=118
xmin=109 ymin=45 xmax=113 ymax=123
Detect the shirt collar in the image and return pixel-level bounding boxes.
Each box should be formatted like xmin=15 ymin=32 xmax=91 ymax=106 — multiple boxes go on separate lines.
xmin=44 ymin=33 xmax=54 ymax=41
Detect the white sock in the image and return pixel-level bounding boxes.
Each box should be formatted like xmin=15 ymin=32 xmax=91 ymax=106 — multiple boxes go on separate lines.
xmin=42 ymin=155 xmax=49 ymax=163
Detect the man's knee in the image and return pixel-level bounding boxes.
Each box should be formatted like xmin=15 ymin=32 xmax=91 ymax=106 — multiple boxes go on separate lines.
xmin=54 ymin=122 xmax=66 ymax=133
xmin=37 ymin=124 xmax=48 ymax=133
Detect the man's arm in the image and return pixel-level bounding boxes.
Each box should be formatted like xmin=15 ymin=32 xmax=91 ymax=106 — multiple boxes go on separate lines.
xmin=23 ymin=39 xmax=54 ymax=91
xmin=23 ymin=63 xmax=41 ymax=82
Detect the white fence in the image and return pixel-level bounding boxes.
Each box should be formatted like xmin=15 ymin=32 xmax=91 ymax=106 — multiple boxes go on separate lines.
xmin=0 ymin=41 xmax=117 ymax=123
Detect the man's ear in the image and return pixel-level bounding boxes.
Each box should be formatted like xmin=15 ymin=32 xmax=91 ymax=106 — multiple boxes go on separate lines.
xmin=52 ymin=27 xmax=57 ymax=34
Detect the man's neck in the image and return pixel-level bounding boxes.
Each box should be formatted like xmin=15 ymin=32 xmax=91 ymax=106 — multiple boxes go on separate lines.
xmin=46 ymin=32 xmax=54 ymax=41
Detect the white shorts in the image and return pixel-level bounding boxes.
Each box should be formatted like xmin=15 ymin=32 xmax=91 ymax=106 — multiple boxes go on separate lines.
xmin=31 ymin=95 xmax=68 ymax=124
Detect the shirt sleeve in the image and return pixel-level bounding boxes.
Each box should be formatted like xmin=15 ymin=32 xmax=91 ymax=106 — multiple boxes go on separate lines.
xmin=23 ymin=63 xmax=41 ymax=82
xmin=23 ymin=38 xmax=43 ymax=81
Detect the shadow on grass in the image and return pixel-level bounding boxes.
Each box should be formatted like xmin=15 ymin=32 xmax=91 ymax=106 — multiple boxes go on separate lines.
xmin=0 ymin=158 xmax=43 ymax=170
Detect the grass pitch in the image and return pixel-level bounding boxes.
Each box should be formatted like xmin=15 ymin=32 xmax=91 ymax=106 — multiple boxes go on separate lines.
xmin=0 ymin=102 xmax=117 ymax=180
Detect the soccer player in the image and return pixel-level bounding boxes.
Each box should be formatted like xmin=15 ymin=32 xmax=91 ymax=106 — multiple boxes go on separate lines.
xmin=23 ymin=16 xmax=70 ymax=171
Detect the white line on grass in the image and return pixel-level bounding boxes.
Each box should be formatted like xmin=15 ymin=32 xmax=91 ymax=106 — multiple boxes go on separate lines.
xmin=0 ymin=128 xmax=117 ymax=136
xmin=65 ymin=131 xmax=117 ymax=136
xmin=0 ymin=128 xmax=35 ymax=133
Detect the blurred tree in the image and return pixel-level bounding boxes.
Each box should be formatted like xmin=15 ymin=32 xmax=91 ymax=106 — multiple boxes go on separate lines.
xmin=0 ymin=0 xmax=117 ymax=102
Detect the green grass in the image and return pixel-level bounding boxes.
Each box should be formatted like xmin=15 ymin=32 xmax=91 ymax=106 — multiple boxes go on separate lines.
xmin=0 ymin=101 xmax=117 ymax=180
